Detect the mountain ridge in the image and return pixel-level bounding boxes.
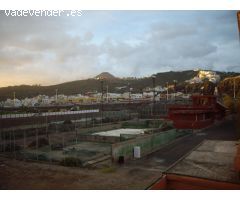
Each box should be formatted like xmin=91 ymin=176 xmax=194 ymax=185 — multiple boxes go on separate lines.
xmin=0 ymin=70 xmax=239 ymax=101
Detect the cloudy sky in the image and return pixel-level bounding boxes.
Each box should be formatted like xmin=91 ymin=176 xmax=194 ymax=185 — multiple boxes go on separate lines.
xmin=0 ymin=10 xmax=239 ymax=87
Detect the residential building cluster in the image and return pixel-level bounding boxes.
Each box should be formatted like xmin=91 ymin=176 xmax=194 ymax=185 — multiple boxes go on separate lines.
xmin=0 ymin=85 xmax=189 ymax=108
xmin=186 ymin=70 xmax=220 ymax=84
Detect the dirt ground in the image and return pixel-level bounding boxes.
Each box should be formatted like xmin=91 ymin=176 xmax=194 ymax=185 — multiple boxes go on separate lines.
xmin=0 ymin=117 xmax=238 ymax=190
xmin=0 ymin=156 xmax=161 ymax=189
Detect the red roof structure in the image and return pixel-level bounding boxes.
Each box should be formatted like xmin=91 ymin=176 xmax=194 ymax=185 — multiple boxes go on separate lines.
xmin=168 ymin=95 xmax=226 ymax=129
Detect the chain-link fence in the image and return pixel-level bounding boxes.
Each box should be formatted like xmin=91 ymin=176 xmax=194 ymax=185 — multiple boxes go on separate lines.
xmin=0 ymin=103 xmax=175 ymax=166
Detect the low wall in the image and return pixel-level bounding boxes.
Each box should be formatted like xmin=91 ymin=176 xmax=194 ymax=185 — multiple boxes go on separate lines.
xmin=77 ymin=134 xmax=120 ymax=144
xmin=77 ymin=123 xmax=122 ymax=135
xmin=111 ymin=129 xmax=189 ymax=162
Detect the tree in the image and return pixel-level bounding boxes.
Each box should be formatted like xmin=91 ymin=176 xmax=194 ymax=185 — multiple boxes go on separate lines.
xmin=223 ymin=94 xmax=234 ymax=113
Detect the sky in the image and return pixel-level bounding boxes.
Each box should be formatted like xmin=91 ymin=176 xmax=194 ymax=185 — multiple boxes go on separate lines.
xmin=0 ymin=10 xmax=239 ymax=87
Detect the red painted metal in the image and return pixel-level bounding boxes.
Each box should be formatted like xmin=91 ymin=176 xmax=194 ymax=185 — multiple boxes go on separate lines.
xmin=168 ymin=95 xmax=226 ymax=129
xmin=234 ymin=144 xmax=240 ymax=172
xmin=150 ymin=174 xmax=240 ymax=190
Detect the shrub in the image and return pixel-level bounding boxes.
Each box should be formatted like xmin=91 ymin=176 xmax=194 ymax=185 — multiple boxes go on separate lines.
xmin=60 ymin=157 xmax=83 ymax=167
xmin=223 ymin=94 xmax=234 ymax=113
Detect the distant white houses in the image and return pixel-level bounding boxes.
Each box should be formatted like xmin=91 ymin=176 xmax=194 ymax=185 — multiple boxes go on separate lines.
xmin=155 ymin=86 xmax=165 ymax=92
xmin=22 ymin=98 xmax=36 ymax=107
xmin=4 ymin=98 xmax=22 ymax=107
xmin=115 ymin=86 xmax=127 ymax=90
xmin=131 ymin=93 xmax=143 ymax=100
xmin=186 ymin=70 xmax=220 ymax=84
xmin=107 ymin=93 xmax=122 ymax=100
xmin=186 ymin=76 xmax=203 ymax=84
xmin=2 ymin=80 xmax=198 ymax=108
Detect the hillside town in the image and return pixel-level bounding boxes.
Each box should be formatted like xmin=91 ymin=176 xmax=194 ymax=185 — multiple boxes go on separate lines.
xmin=186 ymin=70 xmax=221 ymax=84
xmin=0 ymin=70 xmax=228 ymax=108
xmin=0 ymin=87 xmax=181 ymax=107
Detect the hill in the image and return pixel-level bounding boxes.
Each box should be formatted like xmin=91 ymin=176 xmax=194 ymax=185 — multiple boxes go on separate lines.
xmin=95 ymin=72 xmax=116 ymax=80
xmin=0 ymin=70 xmax=239 ymax=101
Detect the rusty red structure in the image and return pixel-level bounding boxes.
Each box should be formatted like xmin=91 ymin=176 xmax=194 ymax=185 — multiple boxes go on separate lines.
xmin=168 ymin=95 xmax=226 ymax=129
xmin=150 ymin=174 xmax=240 ymax=190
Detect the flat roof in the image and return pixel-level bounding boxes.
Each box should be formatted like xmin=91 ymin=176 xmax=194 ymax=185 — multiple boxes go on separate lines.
xmin=167 ymin=140 xmax=240 ymax=184
xmin=92 ymin=128 xmax=146 ymax=137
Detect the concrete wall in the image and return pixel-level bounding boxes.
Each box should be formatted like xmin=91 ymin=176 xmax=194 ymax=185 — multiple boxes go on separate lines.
xmin=78 ymin=134 xmax=120 ymax=143
xmin=77 ymin=123 xmax=122 ymax=135
xmin=111 ymin=129 xmax=189 ymax=162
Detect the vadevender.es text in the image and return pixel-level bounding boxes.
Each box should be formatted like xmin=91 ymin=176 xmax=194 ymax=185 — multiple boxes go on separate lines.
xmin=4 ymin=10 xmax=82 ymax=17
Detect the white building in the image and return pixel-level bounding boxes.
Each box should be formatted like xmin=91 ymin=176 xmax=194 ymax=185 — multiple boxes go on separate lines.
xmin=4 ymin=98 xmax=22 ymax=107
xmin=130 ymin=93 xmax=143 ymax=100
xmin=186 ymin=70 xmax=220 ymax=84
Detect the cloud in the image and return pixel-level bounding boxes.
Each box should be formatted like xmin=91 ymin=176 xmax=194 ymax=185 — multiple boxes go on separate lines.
xmin=0 ymin=11 xmax=239 ymax=86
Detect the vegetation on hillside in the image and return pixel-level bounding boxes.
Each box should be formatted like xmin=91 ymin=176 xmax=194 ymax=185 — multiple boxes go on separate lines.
xmin=0 ymin=70 xmax=239 ymax=101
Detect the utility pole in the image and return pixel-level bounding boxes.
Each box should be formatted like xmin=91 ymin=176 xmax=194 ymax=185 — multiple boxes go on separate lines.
xmin=99 ymin=78 xmax=104 ymax=127
xmin=151 ymin=75 xmax=156 ymax=116
xmin=128 ymin=82 xmax=131 ymax=104
xmin=173 ymin=80 xmax=177 ymax=101
xmin=166 ymin=82 xmax=169 ymax=101
xmin=152 ymin=75 xmax=156 ymax=103
xmin=55 ymin=89 xmax=58 ymax=103
xmin=98 ymin=79 xmax=103 ymax=102
xmin=106 ymin=85 xmax=109 ymax=103
xmin=128 ymin=82 xmax=131 ymax=119
xmin=13 ymin=91 xmax=16 ymax=107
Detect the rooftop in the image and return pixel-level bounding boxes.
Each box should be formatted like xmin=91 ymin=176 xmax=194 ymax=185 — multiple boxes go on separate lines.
xmin=167 ymin=140 xmax=240 ymax=184
xmin=92 ymin=128 xmax=146 ymax=137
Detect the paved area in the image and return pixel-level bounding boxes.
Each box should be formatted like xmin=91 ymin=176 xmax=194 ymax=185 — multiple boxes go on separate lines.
xmin=126 ymin=132 xmax=204 ymax=171
xmin=167 ymin=140 xmax=240 ymax=183
xmin=126 ymin=117 xmax=239 ymax=172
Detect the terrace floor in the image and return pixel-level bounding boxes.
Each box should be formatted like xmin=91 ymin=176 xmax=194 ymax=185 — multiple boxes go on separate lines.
xmin=167 ymin=140 xmax=240 ymax=184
